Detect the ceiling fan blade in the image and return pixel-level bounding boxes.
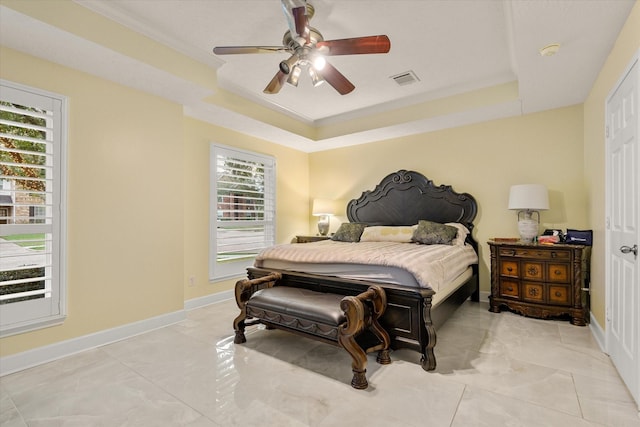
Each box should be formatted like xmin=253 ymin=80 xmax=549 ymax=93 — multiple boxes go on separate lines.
xmin=292 ymin=6 xmax=310 ymax=43
xmin=316 ymin=35 xmax=391 ymax=55
xmin=213 ymin=46 xmax=287 ymax=55
xmin=281 ymin=0 xmax=306 ymax=38
xmin=318 ymin=62 xmax=355 ymax=95
xmin=263 ymin=70 xmax=288 ymax=94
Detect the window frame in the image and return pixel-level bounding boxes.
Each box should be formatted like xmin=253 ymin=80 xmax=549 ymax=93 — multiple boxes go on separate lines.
xmin=0 ymin=80 xmax=68 ymax=337
xmin=209 ymin=144 xmax=275 ymax=281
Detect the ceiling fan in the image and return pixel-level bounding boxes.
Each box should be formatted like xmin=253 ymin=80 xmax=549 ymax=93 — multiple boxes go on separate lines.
xmin=212 ymin=0 xmax=391 ymax=95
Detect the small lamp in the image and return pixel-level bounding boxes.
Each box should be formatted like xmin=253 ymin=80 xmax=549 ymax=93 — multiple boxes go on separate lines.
xmin=508 ymin=184 xmax=549 ymax=243
xmin=312 ymin=198 xmax=334 ymax=236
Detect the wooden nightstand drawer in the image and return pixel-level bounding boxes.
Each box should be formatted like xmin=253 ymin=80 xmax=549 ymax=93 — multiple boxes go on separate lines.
xmin=500 ymin=261 xmax=518 ymax=277
xmin=523 ymin=283 xmax=544 ymax=302
xmin=500 ymin=280 xmax=519 ymax=298
xmin=547 ymin=264 xmax=569 ymax=283
xmin=499 ymin=247 xmax=570 ymax=260
xmin=523 ymin=262 xmax=543 ymax=280
xmin=549 ymin=285 xmax=571 ymax=305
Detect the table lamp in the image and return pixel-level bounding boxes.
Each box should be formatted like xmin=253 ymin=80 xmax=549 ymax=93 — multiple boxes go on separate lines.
xmin=312 ymin=198 xmax=334 ymax=236
xmin=508 ymin=184 xmax=549 ymax=243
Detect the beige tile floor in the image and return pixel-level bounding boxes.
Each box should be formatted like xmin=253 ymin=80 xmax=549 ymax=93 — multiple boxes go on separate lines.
xmin=1 ymin=299 xmax=639 ymax=426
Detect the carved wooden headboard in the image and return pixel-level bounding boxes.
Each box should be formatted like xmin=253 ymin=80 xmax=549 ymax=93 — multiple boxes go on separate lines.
xmin=346 ymin=170 xmax=478 ymax=238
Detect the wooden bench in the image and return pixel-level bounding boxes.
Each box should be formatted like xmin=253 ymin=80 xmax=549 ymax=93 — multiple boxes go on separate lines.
xmin=233 ymin=272 xmax=391 ymax=389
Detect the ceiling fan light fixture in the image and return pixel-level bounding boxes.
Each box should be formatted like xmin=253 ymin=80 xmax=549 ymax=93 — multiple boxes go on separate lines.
xmin=212 ymin=1 xmax=390 ymax=96
xmin=309 ymin=67 xmax=324 ymax=87
xmin=279 ymin=53 xmax=299 ymax=74
xmin=287 ymin=64 xmax=302 ymax=86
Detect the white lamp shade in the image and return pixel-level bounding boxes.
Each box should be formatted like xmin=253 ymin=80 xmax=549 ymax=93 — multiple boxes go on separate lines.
xmin=312 ymin=198 xmax=335 ymax=216
xmin=508 ymin=184 xmax=549 ymax=211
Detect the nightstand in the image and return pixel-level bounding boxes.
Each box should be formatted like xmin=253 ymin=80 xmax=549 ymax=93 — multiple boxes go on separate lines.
xmin=295 ymin=235 xmax=330 ymax=243
xmin=488 ymin=241 xmax=591 ymax=326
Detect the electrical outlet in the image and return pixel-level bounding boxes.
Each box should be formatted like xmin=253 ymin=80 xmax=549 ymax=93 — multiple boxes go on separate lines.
xmin=188 ymin=276 xmax=196 ymax=287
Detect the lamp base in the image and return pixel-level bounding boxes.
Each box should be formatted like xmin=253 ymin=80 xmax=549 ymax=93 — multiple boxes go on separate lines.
xmin=518 ymin=218 xmax=538 ymax=243
xmin=317 ymin=215 xmax=330 ymax=236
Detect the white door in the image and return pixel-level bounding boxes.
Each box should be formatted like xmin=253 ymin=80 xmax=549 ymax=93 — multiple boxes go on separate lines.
xmin=606 ymin=54 xmax=639 ymax=408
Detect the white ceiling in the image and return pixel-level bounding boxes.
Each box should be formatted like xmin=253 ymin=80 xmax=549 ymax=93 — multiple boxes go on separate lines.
xmin=1 ymin=1 xmax=635 ymax=152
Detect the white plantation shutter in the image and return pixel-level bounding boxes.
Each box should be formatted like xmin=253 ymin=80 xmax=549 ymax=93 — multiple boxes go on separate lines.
xmin=0 ymin=81 xmax=67 ymax=336
xmin=210 ymin=144 xmax=275 ymax=280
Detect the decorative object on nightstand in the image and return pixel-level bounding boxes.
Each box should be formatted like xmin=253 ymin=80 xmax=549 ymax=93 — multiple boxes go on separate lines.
xmin=312 ymin=198 xmax=335 ymax=236
xmin=508 ymin=184 xmax=549 ymax=243
xmin=488 ymin=240 xmax=591 ymax=326
xmin=296 ymin=235 xmax=330 ymax=243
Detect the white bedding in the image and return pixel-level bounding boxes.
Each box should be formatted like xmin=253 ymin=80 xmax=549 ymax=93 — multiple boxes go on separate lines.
xmin=254 ymin=240 xmax=478 ymax=292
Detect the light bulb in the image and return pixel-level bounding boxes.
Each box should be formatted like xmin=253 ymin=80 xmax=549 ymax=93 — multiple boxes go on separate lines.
xmin=312 ymin=55 xmax=326 ymax=71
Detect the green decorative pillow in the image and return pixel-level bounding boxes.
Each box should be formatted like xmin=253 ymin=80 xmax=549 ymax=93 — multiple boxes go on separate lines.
xmin=411 ymin=220 xmax=458 ymax=245
xmin=331 ymin=223 xmax=367 ymax=242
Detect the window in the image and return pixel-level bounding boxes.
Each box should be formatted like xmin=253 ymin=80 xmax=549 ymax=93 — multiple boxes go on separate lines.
xmin=210 ymin=144 xmax=275 ymax=280
xmin=0 ymin=80 xmax=67 ymax=337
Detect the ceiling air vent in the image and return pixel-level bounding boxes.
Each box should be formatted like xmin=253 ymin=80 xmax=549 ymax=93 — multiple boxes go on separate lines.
xmin=391 ymin=70 xmax=420 ymax=86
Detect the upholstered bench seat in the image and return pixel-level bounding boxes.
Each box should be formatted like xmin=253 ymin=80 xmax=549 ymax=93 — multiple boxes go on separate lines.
xmin=247 ymin=287 xmax=350 ymax=341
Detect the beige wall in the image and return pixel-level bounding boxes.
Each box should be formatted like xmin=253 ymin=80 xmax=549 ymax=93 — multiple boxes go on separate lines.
xmin=584 ymin=3 xmax=640 ymax=327
xmin=0 ymin=47 xmax=309 ymax=357
xmin=0 ymin=47 xmax=185 ymax=355
xmin=309 ymin=105 xmax=587 ymax=294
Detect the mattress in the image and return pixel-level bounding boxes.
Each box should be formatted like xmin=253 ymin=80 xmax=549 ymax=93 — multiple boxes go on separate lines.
xmin=255 ymin=240 xmax=478 ymax=292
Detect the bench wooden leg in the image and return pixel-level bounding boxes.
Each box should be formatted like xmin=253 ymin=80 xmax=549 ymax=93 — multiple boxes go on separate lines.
xmin=233 ymin=273 xmax=282 ymax=345
xmin=339 ymin=295 xmax=370 ymax=389
xmin=338 ymin=334 xmax=368 ymax=389
xmin=361 ymin=285 xmax=392 ymax=365
xmin=233 ymin=314 xmax=247 ymax=344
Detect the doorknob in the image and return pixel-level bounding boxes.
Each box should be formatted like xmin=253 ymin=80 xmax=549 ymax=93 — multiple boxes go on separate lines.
xmin=620 ymin=244 xmax=638 ymax=256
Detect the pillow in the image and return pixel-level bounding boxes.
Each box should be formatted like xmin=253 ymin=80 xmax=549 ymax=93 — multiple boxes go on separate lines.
xmin=411 ymin=220 xmax=458 ymax=245
xmin=331 ymin=223 xmax=367 ymax=242
xmin=359 ymin=225 xmax=418 ymax=243
xmin=446 ymin=222 xmax=470 ymax=246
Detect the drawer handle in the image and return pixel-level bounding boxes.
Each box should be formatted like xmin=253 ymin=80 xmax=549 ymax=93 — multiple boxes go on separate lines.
xmin=507 ymin=287 xmax=514 ymax=292
xmin=551 ymin=252 xmax=557 ymax=258
xmin=554 ymin=269 xmax=562 ymax=276
xmin=527 ymin=266 xmax=539 ymax=275
xmin=555 ymin=291 xmax=562 ymax=297
xmin=528 ymin=288 xmax=539 ymax=297
xmin=507 ymin=267 xmax=513 ymax=272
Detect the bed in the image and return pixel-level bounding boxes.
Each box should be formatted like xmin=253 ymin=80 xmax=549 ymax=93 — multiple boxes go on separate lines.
xmin=246 ymin=169 xmax=479 ymax=370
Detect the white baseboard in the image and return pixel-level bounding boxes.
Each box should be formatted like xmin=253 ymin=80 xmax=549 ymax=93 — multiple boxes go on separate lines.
xmin=589 ymin=311 xmax=607 ymax=353
xmin=479 ymin=290 xmax=491 ymax=303
xmin=0 ymin=309 xmax=186 ymax=377
xmin=184 ymin=289 xmax=233 ymax=311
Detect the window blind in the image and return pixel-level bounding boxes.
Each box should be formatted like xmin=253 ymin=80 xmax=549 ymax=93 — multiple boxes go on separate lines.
xmin=0 ymin=81 xmax=66 ymax=336
xmin=210 ymin=144 xmax=275 ymax=280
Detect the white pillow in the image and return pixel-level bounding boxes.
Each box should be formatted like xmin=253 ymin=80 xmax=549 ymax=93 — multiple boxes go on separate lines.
xmin=446 ymin=222 xmax=470 ymax=246
xmin=359 ymin=225 xmax=418 ymax=243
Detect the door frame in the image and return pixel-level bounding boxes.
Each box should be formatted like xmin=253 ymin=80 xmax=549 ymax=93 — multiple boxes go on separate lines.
xmin=605 ymin=49 xmax=640 ymax=408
